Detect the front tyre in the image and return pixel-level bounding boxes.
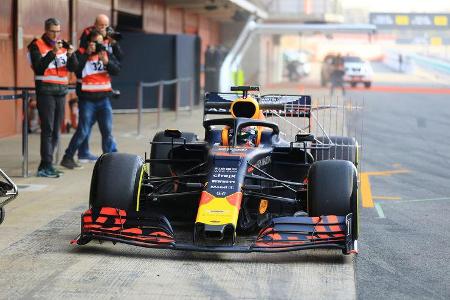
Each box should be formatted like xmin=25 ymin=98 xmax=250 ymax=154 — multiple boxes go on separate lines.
xmin=307 ymin=160 xmax=358 ymax=239
xmin=90 ymin=153 xmax=144 ymax=211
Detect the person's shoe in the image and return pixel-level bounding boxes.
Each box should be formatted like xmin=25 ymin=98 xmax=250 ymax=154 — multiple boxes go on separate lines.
xmin=49 ymin=166 xmax=64 ymax=175
xmin=78 ymin=153 xmax=99 ymax=163
xmin=37 ymin=168 xmax=60 ymax=178
xmin=60 ymin=155 xmax=83 ymax=170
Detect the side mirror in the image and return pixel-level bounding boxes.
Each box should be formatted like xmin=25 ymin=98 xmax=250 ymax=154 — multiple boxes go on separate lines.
xmin=164 ymin=129 xmax=182 ymax=139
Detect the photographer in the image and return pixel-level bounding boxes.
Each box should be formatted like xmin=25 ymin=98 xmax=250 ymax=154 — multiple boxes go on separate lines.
xmin=330 ymin=54 xmax=346 ymax=96
xmin=79 ymin=14 xmax=123 ymax=61
xmin=28 ymin=18 xmax=78 ymax=178
xmin=61 ymin=29 xmax=120 ymax=169
xmin=76 ymin=14 xmax=123 ymax=162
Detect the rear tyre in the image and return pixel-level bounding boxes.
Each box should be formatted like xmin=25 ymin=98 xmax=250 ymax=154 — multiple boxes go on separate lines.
xmin=150 ymin=131 xmax=197 ymax=177
xmin=307 ymin=160 xmax=358 ymax=239
xmin=312 ymin=136 xmax=358 ymax=167
xmin=90 ymin=153 xmax=144 ymax=211
xmin=350 ymin=82 xmax=357 ymax=88
xmin=150 ymin=131 xmax=199 ymax=220
xmin=364 ymin=82 xmax=371 ymax=88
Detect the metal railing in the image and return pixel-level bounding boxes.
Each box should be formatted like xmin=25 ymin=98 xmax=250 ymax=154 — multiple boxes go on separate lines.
xmin=0 ymin=87 xmax=35 ymax=177
xmin=1 ymin=79 xmax=195 ymax=175
xmin=0 ymin=86 xmax=76 ymax=177
xmin=136 ymin=77 xmax=194 ymax=135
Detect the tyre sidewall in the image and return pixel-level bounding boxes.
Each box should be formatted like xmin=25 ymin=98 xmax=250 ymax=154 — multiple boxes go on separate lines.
xmin=307 ymin=160 xmax=358 ymax=239
xmin=308 ymin=160 xmax=355 ymax=216
xmin=90 ymin=153 xmax=143 ymax=211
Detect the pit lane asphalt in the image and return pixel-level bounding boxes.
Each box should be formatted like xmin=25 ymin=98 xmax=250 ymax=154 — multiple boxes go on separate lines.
xmin=267 ymin=62 xmax=450 ymax=299
xmin=347 ymin=63 xmax=450 ymax=299
xmin=1 ymin=63 xmax=449 ymax=299
xmin=0 ymin=108 xmax=355 ymax=299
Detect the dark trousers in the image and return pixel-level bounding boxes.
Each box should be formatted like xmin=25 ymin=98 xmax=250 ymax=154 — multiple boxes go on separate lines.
xmin=330 ymin=81 xmax=346 ymax=96
xmin=36 ymin=94 xmax=65 ymax=169
xmin=330 ymin=70 xmax=346 ymax=96
xmin=65 ymin=97 xmax=117 ymax=158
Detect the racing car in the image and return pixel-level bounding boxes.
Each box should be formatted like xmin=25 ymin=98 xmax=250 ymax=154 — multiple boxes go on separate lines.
xmin=72 ymin=86 xmax=360 ymax=254
xmin=0 ymin=168 xmax=18 ymax=225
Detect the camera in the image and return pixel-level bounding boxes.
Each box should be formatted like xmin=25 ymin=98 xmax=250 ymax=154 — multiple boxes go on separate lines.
xmin=106 ymin=26 xmax=122 ymax=41
xmin=59 ymin=40 xmax=71 ymax=49
xmin=94 ymin=41 xmax=107 ymax=53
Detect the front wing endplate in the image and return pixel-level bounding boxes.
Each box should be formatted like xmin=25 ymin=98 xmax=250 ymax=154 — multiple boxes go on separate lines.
xmin=71 ymin=207 xmax=175 ymax=246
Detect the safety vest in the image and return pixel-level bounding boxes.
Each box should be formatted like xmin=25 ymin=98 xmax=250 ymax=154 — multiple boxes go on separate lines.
xmin=33 ymin=38 xmax=69 ymax=85
xmin=78 ymin=53 xmax=112 ymax=92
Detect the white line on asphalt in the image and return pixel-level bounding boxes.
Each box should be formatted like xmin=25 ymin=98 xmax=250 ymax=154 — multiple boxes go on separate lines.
xmin=16 ymin=184 xmax=47 ymax=192
xmin=374 ymin=202 xmax=386 ymax=218
xmin=120 ymin=132 xmax=145 ymax=139
xmin=120 ymin=132 xmax=136 ymax=137
xmin=380 ymin=197 xmax=450 ymax=204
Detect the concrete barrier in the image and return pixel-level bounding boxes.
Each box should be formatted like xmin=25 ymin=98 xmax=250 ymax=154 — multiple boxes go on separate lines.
xmin=408 ymin=53 xmax=450 ymax=75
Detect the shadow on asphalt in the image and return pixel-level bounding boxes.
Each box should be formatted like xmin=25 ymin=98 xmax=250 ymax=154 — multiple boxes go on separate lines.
xmin=68 ymin=242 xmax=348 ymax=264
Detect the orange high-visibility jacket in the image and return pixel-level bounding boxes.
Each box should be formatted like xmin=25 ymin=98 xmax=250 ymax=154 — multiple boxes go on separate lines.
xmin=34 ymin=38 xmax=69 ymax=85
xmin=78 ymin=53 xmax=112 ymax=92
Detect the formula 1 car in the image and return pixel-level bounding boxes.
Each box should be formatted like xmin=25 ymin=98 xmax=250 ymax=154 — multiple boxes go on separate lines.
xmin=0 ymin=169 xmax=18 ymax=225
xmin=72 ymin=86 xmax=360 ymax=254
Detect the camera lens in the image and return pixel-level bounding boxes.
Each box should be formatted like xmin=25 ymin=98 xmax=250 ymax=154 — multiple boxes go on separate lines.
xmin=61 ymin=40 xmax=70 ymax=49
xmin=94 ymin=42 xmax=107 ymax=53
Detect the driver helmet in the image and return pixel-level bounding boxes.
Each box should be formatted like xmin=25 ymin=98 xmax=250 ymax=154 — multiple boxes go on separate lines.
xmin=236 ymin=126 xmax=258 ymax=146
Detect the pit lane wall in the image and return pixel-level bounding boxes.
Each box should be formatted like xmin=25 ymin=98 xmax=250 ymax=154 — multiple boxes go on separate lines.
xmin=409 ymin=53 xmax=450 ymax=76
xmin=383 ymin=49 xmax=450 ymax=76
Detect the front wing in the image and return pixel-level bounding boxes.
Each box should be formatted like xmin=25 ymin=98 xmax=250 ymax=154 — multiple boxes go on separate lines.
xmin=72 ymin=207 xmax=357 ymax=254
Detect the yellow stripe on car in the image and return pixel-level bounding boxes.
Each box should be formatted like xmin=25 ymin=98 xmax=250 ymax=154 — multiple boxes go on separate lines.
xmin=136 ymin=164 xmax=147 ymax=211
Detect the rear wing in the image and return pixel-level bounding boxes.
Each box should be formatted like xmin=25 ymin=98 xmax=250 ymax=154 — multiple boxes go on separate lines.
xmin=203 ymin=92 xmax=312 ymax=118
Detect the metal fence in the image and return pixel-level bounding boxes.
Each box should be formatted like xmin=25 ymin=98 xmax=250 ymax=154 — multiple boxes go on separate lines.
xmin=0 ymin=79 xmax=195 ymax=176
xmin=136 ymin=77 xmax=194 ymax=135
xmin=0 ymin=87 xmax=35 ymax=177
xmin=0 ymin=86 xmax=77 ymax=177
